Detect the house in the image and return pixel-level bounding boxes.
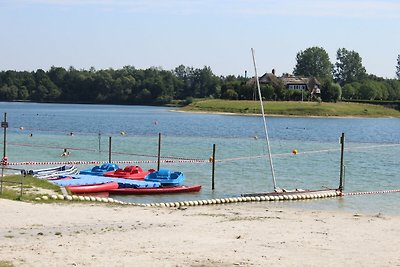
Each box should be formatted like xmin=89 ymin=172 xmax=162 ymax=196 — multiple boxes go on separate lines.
xmin=246 ymin=69 xmax=322 ymax=100
xmin=281 ymin=73 xmax=309 ymax=90
xmin=263 ymin=71 xmax=320 ymax=90
xmin=259 ymin=69 xmax=282 ymax=88
xmin=257 ymin=70 xmax=321 ymax=99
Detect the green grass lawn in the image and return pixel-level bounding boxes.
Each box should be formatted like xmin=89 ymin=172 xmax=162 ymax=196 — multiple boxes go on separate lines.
xmin=181 ymin=99 xmax=400 ymax=117
xmin=0 ymin=174 xmax=61 ymax=201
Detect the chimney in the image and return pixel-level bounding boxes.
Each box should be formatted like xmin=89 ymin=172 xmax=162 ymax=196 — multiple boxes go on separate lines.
xmin=272 ymin=69 xmax=275 ymax=75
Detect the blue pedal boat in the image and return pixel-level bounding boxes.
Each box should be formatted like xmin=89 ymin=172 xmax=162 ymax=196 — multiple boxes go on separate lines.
xmin=79 ymin=163 xmax=120 ymax=176
xmin=144 ymin=169 xmax=185 ymax=186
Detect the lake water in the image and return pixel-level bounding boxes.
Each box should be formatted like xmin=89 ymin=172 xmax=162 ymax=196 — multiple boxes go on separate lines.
xmin=1 ymin=102 xmax=399 ymax=215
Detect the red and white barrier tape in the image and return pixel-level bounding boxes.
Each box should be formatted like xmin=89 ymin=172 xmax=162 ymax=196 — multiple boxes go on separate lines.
xmin=3 ymin=159 xmax=211 ymax=166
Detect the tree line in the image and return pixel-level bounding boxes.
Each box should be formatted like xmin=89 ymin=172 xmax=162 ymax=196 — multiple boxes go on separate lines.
xmin=0 ymin=49 xmax=399 ymax=104
xmin=294 ymin=48 xmax=400 ymax=102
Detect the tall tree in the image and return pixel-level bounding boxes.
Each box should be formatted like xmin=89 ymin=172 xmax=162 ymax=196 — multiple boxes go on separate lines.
xmin=396 ymin=54 xmax=400 ymax=79
xmin=293 ymin=47 xmax=333 ymax=79
xmin=334 ymin=48 xmax=366 ymax=85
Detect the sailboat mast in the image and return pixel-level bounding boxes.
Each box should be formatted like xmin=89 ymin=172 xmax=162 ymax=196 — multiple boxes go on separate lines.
xmin=251 ymin=48 xmax=278 ymax=190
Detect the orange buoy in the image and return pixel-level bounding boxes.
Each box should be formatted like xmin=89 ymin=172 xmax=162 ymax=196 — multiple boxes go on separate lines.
xmin=292 ymin=149 xmax=298 ymax=155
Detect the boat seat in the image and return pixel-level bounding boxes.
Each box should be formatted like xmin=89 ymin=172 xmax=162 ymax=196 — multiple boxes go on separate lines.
xmin=132 ymin=166 xmax=142 ymax=173
xmin=100 ymin=163 xmax=109 ymax=169
xmin=157 ymin=169 xmax=171 ymax=179
xmin=124 ymin=166 xmax=133 ymax=172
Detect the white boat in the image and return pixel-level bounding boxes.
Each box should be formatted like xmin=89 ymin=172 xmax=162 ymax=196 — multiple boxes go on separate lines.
xmin=242 ymin=48 xmax=341 ymax=197
xmin=27 ymin=165 xmax=79 ymax=179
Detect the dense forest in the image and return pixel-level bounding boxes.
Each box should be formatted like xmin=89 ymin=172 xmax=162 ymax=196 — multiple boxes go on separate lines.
xmin=0 ymin=48 xmax=399 ymax=104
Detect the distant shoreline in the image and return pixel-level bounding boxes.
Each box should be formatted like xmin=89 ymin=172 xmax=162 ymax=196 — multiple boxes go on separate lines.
xmin=177 ymin=99 xmax=400 ymax=118
xmin=2 ymin=100 xmax=399 ymax=118
xmin=173 ymin=108 xmax=399 ymax=119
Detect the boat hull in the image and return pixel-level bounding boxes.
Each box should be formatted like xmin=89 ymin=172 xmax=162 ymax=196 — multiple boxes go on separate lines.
xmin=28 ymin=165 xmax=79 ymax=179
xmin=67 ymin=181 xmax=119 ymax=194
xmin=108 ymin=185 xmax=202 ymax=195
xmin=51 ymin=174 xmax=161 ymax=188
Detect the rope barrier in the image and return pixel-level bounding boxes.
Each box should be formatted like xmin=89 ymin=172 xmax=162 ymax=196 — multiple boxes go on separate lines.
xmin=9 ymin=127 xmax=400 ymax=144
xmin=5 ymin=142 xmax=99 ymax=152
xmin=4 ymin=142 xmax=205 ymax=162
xmin=342 ymin=189 xmax=400 ymax=196
xmin=2 ymin=137 xmax=400 ymax=166
xmin=5 ymin=149 xmax=400 ymax=166
xmin=5 ymin=159 xmax=211 ymax=166
xmin=13 ymin=126 xmax=141 ymax=136
xmin=5 ymin=144 xmax=400 ymax=166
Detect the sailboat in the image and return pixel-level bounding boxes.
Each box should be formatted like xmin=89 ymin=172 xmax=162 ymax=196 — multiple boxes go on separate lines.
xmin=242 ymin=48 xmax=343 ymax=198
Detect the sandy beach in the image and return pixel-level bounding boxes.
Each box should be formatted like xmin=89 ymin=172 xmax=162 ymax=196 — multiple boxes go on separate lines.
xmin=1 ymin=199 xmax=399 ymax=267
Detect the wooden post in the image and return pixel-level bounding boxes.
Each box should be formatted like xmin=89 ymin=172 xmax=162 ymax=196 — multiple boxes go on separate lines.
xmin=339 ymin=133 xmax=345 ymax=192
xmin=108 ymin=136 xmax=112 ymax=163
xmin=0 ymin=167 xmax=3 ymax=194
xmin=1 ymin=112 xmax=8 ymax=194
xmin=98 ymin=131 xmax=101 ymax=152
xmin=2 ymin=112 xmax=7 ymax=159
xmin=20 ymin=174 xmax=23 ymax=198
xmin=211 ymin=144 xmax=216 ymax=190
xmin=157 ymin=133 xmax=161 ymax=171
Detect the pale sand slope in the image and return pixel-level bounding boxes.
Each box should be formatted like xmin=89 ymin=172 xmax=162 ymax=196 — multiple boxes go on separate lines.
xmin=1 ymin=199 xmax=399 ymax=267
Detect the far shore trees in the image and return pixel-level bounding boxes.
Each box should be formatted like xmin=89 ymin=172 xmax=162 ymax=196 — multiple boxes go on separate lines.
xmin=1 ymin=48 xmax=400 ymax=104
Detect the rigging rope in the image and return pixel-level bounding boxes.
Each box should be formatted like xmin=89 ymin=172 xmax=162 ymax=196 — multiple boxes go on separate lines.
xmin=9 ymin=127 xmax=400 ymax=144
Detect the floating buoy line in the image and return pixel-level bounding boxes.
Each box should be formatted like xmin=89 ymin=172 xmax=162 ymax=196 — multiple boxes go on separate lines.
xmin=341 ymin=189 xmax=400 ymax=196
xmin=35 ymin=187 xmax=400 ymax=208
xmin=36 ymin=190 xmax=342 ymax=207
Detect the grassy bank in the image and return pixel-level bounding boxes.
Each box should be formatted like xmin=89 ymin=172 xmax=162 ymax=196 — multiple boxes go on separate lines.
xmin=0 ymin=174 xmax=61 ymax=201
xmin=181 ymin=99 xmax=400 ymax=117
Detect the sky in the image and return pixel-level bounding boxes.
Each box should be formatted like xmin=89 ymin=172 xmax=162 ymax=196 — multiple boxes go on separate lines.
xmin=0 ymin=0 xmax=399 ymax=78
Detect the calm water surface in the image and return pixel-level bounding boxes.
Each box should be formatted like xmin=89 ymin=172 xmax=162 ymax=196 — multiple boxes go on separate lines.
xmin=1 ymin=102 xmax=399 ymax=215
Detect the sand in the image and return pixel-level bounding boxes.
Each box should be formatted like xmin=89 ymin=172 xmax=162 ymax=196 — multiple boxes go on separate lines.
xmin=0 ymin=199 xmax=399 ymax=267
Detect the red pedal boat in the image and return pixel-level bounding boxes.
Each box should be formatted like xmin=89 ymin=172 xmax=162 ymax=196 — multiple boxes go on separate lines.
xmin=103 ymin=165 xmax=155 ymax=180
xmin=108 ymin=185 xmax=202 ymax=195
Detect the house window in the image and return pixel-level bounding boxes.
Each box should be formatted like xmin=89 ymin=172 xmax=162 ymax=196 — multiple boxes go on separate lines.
xmin=288 ymin=84 xmax=306 ymax=90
